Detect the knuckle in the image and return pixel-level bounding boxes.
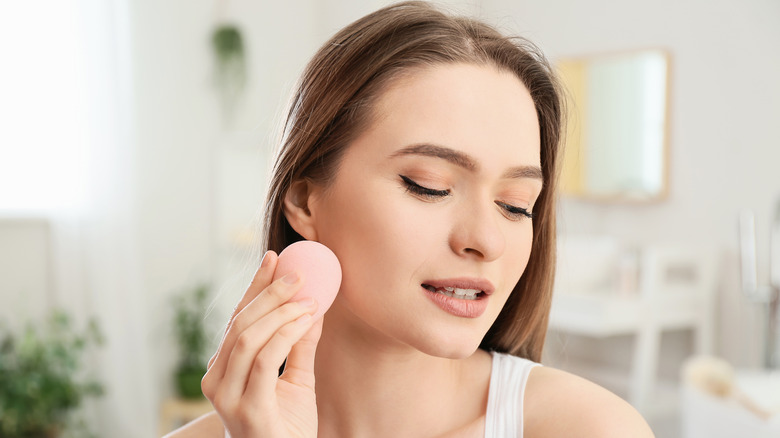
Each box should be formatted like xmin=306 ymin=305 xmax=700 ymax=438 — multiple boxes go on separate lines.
xmin=268 ymin=277 xmax=298 ymax=299
xmin=234 ymin=332 xmax=253 ymax=352
xmin=212 ymin=389 xmax=239 ymax=415
xmin=277 ymin=322 xmax=298 ymax=339
xmin=236 ymin=403 xmax=258 ymax=424
xmin=284 ymin=300 xmax=311 ymax=319
xmin=277 ymin=302 xmax=299 ymax=319
xmin=266 ymin=282 xmax=288 ymax=300
xmin=252 ymin=352 xmax=271 ymax=374
xmin=201 ymin=374 xmax=214 ymax=399
xmin=211 ymin=392 xmax=230 ymax=413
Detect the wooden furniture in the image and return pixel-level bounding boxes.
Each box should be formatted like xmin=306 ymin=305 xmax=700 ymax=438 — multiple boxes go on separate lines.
xmin=158 ymin=397 xmax=213 ymax=436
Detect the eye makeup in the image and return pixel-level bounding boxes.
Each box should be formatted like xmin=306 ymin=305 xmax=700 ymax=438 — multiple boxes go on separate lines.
xmin=399 ymin=174 xmax=450 ymax=199
xmin=399 ymin=174 xmax=535 ymax=221
xmin=495 ymin=201 xmax=534 ymax=220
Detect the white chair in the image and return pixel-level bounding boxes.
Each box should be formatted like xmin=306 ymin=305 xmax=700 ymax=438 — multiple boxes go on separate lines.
xmin=549 ymin=242 xmax=719 ymax=414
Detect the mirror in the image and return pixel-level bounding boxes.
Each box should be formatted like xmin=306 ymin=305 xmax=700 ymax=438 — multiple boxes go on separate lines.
xmin=557 ymin=49 xmax=670 ymax=201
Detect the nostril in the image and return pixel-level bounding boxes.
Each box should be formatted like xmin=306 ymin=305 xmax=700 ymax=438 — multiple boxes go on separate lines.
xmin=462 ymin=247 xmax=485 ymax=258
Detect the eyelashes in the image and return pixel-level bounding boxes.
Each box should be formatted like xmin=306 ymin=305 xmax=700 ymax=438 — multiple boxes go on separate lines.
xmin=495 ymin=201 xmax=535 ymax=220
xmin=399 ymin=175 xmax=534 ymax=221
xmin=400 ymin=174 xmax=450 ymax=198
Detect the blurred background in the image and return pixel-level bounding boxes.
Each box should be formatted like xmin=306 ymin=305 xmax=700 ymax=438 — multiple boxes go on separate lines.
xmin=0 ymin=0 xmax=778 ymax=437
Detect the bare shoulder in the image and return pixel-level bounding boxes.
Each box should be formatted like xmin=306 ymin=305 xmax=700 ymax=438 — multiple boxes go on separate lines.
xmin=523 ymin=366 xmax=655 ymax=438
xmin=163 ymin=410 xmax=225 ymax=438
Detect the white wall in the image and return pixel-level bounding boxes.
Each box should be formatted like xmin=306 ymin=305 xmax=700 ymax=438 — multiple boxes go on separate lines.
xmin=0 ymin=219 xmax=51 ymax=326
xmin=478 ymin=0 xmax=780 ymax=368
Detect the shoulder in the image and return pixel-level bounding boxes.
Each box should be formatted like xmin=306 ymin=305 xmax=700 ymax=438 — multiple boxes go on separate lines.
xmin=523 ymin=366 xmax=655 ymax=438
xmin=163 ymin=410 xmax=225 ymax=438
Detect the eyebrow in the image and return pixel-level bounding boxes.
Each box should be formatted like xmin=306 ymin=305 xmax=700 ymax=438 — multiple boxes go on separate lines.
xmin=389 ymin=143 xmax=544 ymax=181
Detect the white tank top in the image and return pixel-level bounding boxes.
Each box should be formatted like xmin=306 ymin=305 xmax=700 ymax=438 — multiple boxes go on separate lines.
xmin=484 ymin=351 xmax=541 ymax=438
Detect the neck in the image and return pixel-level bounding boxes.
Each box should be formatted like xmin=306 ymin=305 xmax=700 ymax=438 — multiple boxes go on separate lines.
xmin=313 ymin=309 xmax=491 ymax=438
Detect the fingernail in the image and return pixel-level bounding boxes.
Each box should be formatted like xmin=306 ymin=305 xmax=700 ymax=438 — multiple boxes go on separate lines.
xmin=260 ymin=251 xmax=270 ymax=268
xmin=296 ymin=313 xmax=312 ymax=325
xmin=282 ymin=272 xmax=299 ymax=284
xmin=298 ymin=297 xmax=316 ymax=308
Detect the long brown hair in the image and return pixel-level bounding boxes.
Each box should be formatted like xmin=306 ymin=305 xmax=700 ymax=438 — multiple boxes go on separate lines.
xmin=262 ymin=1 xmax=563 ymax=362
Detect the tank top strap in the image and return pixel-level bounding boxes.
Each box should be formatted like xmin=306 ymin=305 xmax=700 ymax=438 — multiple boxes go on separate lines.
xmin=483 ymin=350 xmax=541 ymax=438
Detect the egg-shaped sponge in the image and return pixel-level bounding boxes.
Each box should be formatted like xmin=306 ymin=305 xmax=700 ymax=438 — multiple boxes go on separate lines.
xmin=272 ymin=240 xmax=342 ymax=320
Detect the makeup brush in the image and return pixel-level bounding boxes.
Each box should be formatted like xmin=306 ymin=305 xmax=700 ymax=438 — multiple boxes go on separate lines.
xmin=682 ymin=355 xmax=773 ymax=420
xmin=272 ymin=240 xmax=342 ymax=320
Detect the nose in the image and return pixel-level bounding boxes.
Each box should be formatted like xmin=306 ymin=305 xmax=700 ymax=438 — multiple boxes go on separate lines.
xmin=448 ymin=201 xmax=505 ymax=262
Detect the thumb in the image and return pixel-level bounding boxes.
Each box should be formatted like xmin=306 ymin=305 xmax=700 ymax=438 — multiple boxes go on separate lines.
xmin=280 ymin=317 xmax=324 ymax=390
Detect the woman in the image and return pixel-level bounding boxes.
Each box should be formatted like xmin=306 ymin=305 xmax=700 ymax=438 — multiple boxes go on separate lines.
xmin=168 ymin=2 xmax=654 ymax=437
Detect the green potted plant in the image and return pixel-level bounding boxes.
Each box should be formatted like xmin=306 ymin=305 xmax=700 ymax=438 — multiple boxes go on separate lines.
xmin=172 ymin=284 xmax=212 ymax=399
xmin=211 ymin=23 xmax=247 ymax=126
xmin=0 ymin=310 xmax=104 ymax=438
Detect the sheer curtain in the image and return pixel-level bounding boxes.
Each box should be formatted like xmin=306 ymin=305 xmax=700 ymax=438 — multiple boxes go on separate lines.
xmin=1 ymin=1 xmax=157 ymax=436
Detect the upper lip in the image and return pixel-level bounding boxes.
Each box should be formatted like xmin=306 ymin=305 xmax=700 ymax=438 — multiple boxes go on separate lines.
xmin=422 ymin=277 xmax=495 ymax=295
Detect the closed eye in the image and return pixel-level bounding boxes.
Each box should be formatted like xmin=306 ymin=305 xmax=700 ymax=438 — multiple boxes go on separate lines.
xmin=400 ymin=175 xmax=450 ymax=199
xmin=496 ymin=201 xmax=534 ymax=220
xmin=400 ymin=174 xmax=534 ymax=221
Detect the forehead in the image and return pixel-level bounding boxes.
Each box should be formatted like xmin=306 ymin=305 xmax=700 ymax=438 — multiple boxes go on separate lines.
xmin=358 ymin=62 xmax=541 ymax=168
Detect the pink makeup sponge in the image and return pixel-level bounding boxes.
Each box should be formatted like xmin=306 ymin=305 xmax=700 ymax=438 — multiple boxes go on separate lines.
xmin=272 ymin=240 xmax=342 ymax=320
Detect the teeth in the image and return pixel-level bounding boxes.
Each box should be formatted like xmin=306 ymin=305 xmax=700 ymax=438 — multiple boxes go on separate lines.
xmin=422 ymin=284 xmax=482 ymax=300
xmin=433 ymin=286 xmax=480 ymax=300
xmin=454 ymin=288 xmax=480 ymax=298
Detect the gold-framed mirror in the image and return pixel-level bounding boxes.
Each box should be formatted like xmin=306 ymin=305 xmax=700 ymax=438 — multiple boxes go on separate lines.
xmin=557 ymin=49 xmax=670 ymax=202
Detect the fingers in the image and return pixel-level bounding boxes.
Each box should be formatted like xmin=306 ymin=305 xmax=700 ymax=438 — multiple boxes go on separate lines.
xmin=242 ymin=314 xmax=321 ymax=404
xmin=230 ymin=252 xmax=279 ymax=331
xmin=218 ymin=297 xmax=318 ymax=402
xmin=206 ymin=271 xmax=305 ymax=386
xmin=280 ymin=318 xmax=324 ymax=390
xmin=199 ymin=249 xmax=326 ymax=438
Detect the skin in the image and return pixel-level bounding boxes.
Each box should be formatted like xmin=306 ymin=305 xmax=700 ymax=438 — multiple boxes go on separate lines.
xmin=302 ymin=63 xmax=542 ymax=437
xmin=168 ymin=63 xmax=655 ymax=438
xmin=308 ymin=62 xmax=543 ymax=361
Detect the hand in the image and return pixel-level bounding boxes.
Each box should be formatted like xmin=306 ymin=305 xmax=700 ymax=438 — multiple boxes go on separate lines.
xmin=201 ymin=251 xmax=323 ymax=438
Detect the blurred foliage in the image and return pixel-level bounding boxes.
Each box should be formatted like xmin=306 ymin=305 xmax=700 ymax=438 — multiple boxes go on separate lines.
xmin=0 ymin=310 xmax=104 ymax=438
xmin=211 ymin=23 xmax=246 ymax=126
xmin=211 ymin=25 xmax=244 ymax=65
xmin=172 ymin=284 xmax=210 ymax=369
xmin=171 ymin=284 xmax=211 ymax=398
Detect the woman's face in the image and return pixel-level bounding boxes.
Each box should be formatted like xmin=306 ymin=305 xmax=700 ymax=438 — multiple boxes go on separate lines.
xmin=308 ymin=62 xmax=542 ymax=358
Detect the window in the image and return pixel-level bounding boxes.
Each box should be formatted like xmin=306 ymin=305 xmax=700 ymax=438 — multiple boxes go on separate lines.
xmin=0 ymin=2 xmax=90 ymax=214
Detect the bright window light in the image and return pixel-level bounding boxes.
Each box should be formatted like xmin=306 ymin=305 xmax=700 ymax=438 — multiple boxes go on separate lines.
xmin=0 ymin=1 xmax=90 ymax=214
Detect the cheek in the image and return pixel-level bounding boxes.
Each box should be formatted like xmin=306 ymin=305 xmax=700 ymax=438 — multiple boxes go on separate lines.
xmin=502 ymin=225 xmax=535 ymax=291
xmin=316 ymin=185 xmax=452 ymax=297
xmin=316 ymin=185 xmax=415 ymax=283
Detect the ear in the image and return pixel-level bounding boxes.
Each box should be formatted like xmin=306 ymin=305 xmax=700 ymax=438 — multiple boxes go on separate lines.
xmin=283 ymin=179 xmax=319 ymax=241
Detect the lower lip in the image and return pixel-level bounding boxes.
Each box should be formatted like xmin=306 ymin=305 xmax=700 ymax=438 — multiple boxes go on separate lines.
xmin=422 ymin=286 xmax=489 ymax=318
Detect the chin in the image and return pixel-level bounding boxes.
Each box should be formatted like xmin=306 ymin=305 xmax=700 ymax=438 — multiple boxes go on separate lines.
xmin=409 ymin=329 xmax=485 ymax=360
xmin=418 ymin=342 xmax=480 ymax=360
